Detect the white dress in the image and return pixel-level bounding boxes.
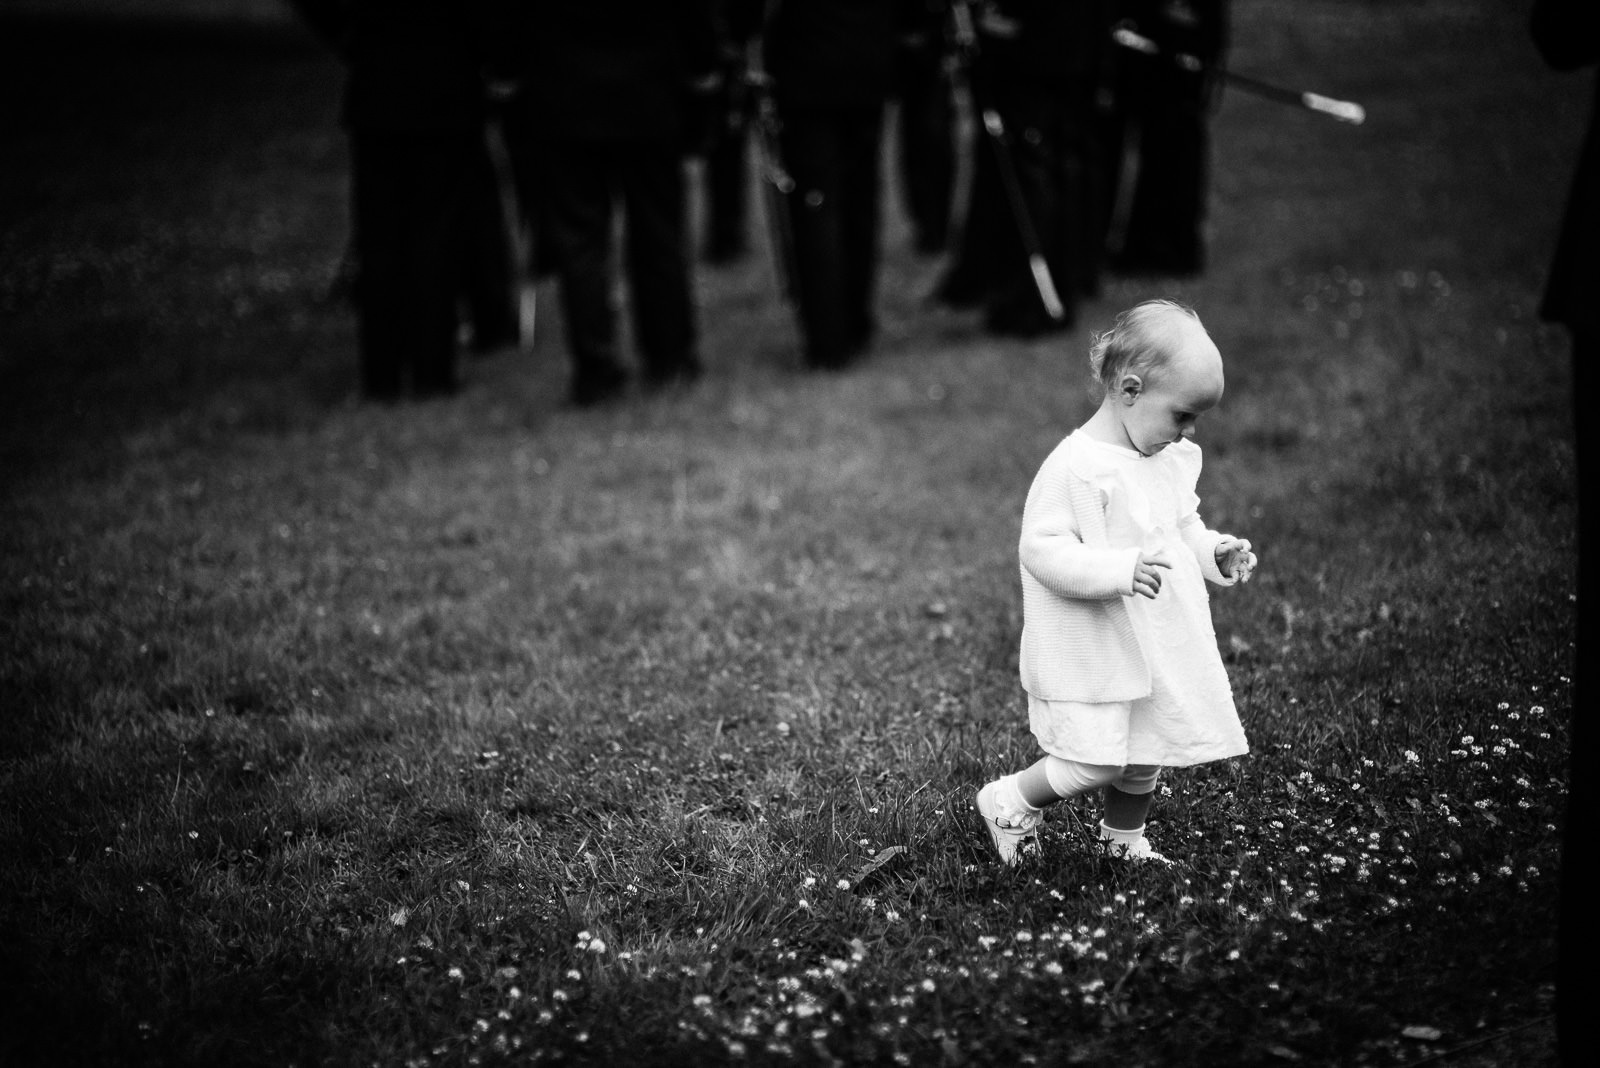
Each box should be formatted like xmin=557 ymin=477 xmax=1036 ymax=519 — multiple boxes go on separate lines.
xmin=1028 ymin=435 xmax=1248 ymax=768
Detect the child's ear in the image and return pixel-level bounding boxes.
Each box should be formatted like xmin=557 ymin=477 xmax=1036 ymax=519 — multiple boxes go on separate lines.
xmin=1119 ymin=374 xmax=1143 ymax=404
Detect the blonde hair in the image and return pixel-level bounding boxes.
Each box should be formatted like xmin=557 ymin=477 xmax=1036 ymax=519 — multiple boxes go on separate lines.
xmin=1088 ymin=299 xmax=1204 ymax=391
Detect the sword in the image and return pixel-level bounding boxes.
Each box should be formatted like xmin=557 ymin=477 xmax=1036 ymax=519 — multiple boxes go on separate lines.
xmin=947 ymin=1 xmax=1068 ymax=323
xmin=1113 ymin=25 xmax=1366 ymax=126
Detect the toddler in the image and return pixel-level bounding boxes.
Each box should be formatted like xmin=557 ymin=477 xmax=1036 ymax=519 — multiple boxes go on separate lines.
xmin=977 ymin=299 xmax=1257 ymax=865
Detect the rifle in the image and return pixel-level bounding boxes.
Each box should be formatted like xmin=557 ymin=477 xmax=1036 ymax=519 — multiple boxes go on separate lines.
xmin=745 ymin=47 xmax=801 ymax=306
xmin=947 ymin=1 xmax=1067 ymax=324
xmin=1112 ymin=25 xmax=1366 ymax=125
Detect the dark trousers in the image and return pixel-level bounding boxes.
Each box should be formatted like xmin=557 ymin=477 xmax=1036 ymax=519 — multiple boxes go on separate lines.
xmin=983 ymin=76 xmax=1098 ymax=332
xmin=1110 ymin=60 xmax=1211 ymax=274
xmin=459 ymin=124 xmax=520 ymax=353
xmin=351 ymin=128 xmax=476 ymax=399
xmin=778 ymin=104 xmax=885 ymax=368
xmin=939 ymin=102 xmax=1004 ymax=305
xmin=895 ymin=46 xmax=957 ymax=254
xmin=703 ymin=95 xmax=752 ymax=261
xmin=542 ymin=138 xmax=698 ymax=398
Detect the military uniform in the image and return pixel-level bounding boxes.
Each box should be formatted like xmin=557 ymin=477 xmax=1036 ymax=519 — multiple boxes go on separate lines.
xmin=938 ymin=0 xmax=1114 ymax=335
xmin=1105 ymin=0 xmax=1227 ymax=276
xmin=290 ymin=0 xmax=515 ymax=400
xmin=895 ymin=0 xmax=958 ymax=255
xmin=520 ymin=1 xmax=719 ymax=405
xmin=756 ymin=0 xmax=913 ymax=369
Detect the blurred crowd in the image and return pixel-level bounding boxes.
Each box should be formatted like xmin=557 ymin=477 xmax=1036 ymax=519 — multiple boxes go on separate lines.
xmin=287 ymin=0 xmax=1228 ymax=405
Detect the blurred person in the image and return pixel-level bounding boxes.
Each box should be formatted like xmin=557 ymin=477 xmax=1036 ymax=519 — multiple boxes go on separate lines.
xmin=895 ymin=0 xmax=958 ymax=255
xmin=288 ymin=0 xmax=515 ymax=401
xmin=976 ymin=300 xmax=1258 ymax=865
xmin=934 ymin=0 xmax=1114 ymax=334
xmin=1529 ymin=4 xmax=1597 ymax=1065
xmin=518 ymin=1 xmax=720 ymax=406
xmin=980 ymin=0 xmax=1114 ymax=335
xmin=752 ymin=0 xmax=914 ymax=370
xmin=1104 ymin=0 xmax=1228 ymax=277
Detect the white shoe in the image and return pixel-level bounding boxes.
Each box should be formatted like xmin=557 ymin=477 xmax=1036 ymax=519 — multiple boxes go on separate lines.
xmin=1100 ymin=834 xmax=1171 ymax=864
xmin=975 ymin=779 xmax=1041 ymax=866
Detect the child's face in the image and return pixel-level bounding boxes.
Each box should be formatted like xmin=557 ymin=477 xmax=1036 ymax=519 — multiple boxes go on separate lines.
xmin=1117 ymin=326 xmax=1225 ymax=456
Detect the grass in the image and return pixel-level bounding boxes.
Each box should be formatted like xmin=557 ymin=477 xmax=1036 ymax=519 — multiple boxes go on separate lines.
xmin=0 ymin=2 xmax=1582 ymax=1065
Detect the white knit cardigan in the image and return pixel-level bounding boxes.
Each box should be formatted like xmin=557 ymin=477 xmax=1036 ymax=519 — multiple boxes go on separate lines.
xmin=1017 ymin=433 xmax=1233 ymax=703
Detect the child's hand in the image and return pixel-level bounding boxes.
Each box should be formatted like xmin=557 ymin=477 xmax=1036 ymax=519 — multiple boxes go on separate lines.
xmin=1215 ymin=537 xmax=1257 ymax=583
xmin=1132 ymin=550 xmax=1172 ymax=599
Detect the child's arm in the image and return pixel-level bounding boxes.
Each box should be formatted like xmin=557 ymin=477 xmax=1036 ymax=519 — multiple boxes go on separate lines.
xmin=1021 ymin=477 xmax=1147 ymax=599
xmin=1021 ymin=524 xmax=1146 ymax=599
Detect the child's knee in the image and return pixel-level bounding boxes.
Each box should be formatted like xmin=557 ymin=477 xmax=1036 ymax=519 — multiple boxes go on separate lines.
xmin=1114 ymin=764 xmax=1162 ymax=795
xmin=1044 ymin=756 xmax=1123 ymax=797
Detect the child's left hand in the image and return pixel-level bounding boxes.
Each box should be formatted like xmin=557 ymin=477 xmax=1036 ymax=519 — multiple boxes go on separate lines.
xmin=1215 ymin=537 xmax=1257 ymax=583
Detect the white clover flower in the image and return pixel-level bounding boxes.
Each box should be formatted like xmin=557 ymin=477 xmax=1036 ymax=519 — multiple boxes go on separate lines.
xmin=836 ymin=879 xmax=850 ymax=891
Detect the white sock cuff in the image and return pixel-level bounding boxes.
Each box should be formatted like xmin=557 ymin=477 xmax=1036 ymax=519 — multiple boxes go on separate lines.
xmin=1002 ymin=774 xmax=1042 ymax=813
xmin=1099 ymin=820 xmax=1144 ymax=845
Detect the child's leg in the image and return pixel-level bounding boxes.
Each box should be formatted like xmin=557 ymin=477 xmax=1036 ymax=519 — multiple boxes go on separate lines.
xmin=1098 ymin=765 xmax=1168 ymax=860
xmin=1102 ymin=763 xmax=1161 ymax=830
xmin=978 ymin=758 xmax=1121 ymax=865
xmin=1016 ymin=756 xmax=1123 ymax=808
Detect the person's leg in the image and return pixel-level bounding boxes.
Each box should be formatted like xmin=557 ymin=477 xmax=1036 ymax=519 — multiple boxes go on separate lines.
xmin=704 ymin=103 xmax=750 ymax=263
xmin=977 ymin=756 xmax=1121 ymax=865
xmin=896 ymin=47 xmax=956 ymax=254
xmin=1099 ymin=764 xmax=1167 ymax=861
xmin=837 ymin=102 xmax=885 ymax=357
xmin=351 ymin=132 xmax=406 ymax=401
xmin=1103 ymin=765 xmax=1160 ymax=829
xmin=779 ymin=109 xmax=850 ymax=368
xmin=543 ymin=140 xmax=627 ymax=405
xmin=619 ymin=138 xmax=699 ymax=386
xmin=404 ymin=130 xmax=473 ymax=397
xmin=457 ymin=124 xmax=520 ymax=355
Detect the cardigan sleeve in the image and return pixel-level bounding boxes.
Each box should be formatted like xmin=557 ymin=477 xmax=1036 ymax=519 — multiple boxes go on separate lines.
xmin=1168 ymin=443 xmax=1234 ymax=586
xmin=1019 ymin=453 xmax=1141 ymax=600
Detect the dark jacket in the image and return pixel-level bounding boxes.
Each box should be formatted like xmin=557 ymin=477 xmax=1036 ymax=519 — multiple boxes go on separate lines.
xmin=760 ymin=0 xmax=915 ymax=111
xmin=288 ymin=0 xmax=513 ymax=132
xmin=525 ymin=1 xmax=719 ymax=142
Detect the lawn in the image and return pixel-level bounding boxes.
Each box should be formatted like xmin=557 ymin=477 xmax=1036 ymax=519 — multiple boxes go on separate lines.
xmin=0 ymin=2 xmax=1584 ymax=1065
